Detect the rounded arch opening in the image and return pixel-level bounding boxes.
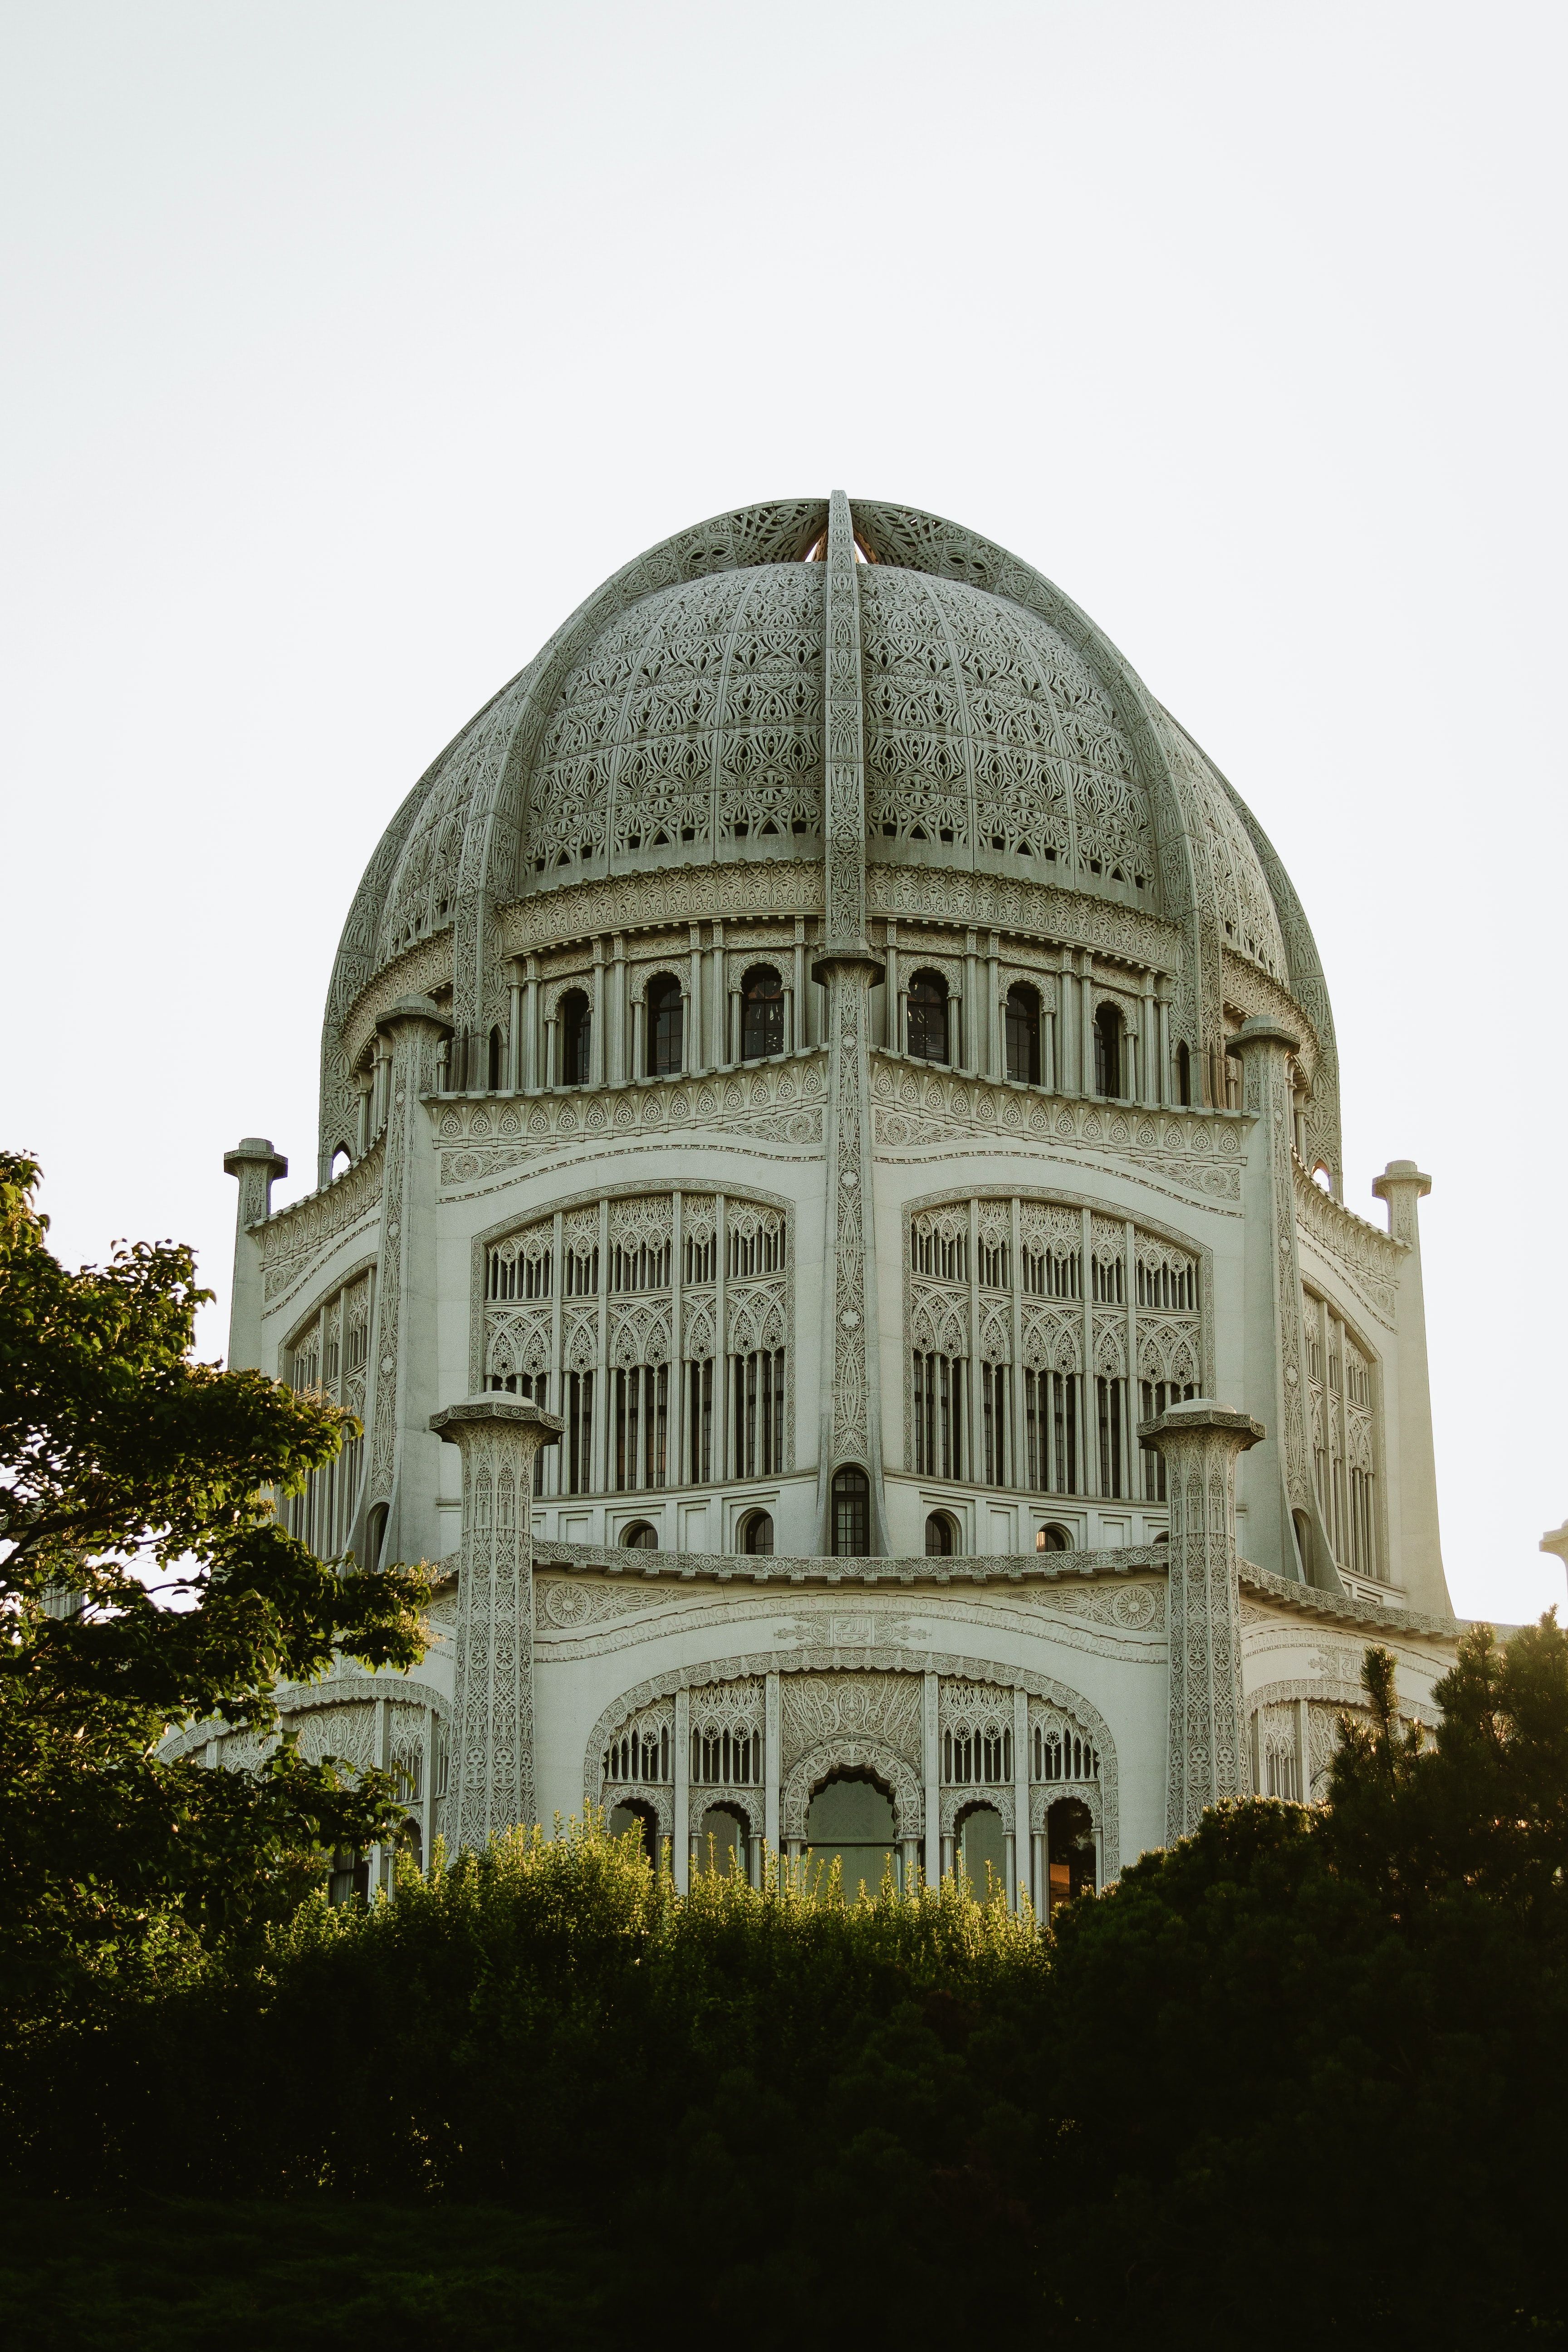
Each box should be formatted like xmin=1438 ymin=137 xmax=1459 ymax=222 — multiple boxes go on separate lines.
xmin=620 ymin=1519 xmax=658 ymax=1550
xmin=956 ymin=1800 xmax=1007 ymax=1903
xmin=738 ymin=1508 xmax=774 ymax=1556
xmin=1094 ymin=1001 xmax=1123 ymax=1099
xmin=608 ymin=1797 xmax=661 ymax=1872
xmin=804 ymin=1769 xmax=898 ymax=1902
xmin=1047 ymin=1795 xmax=1097 ymax=1915
xmin=645 ymin=973 xmax=684 ymax=1076
xmin=1004 ymin=983 xmax=1041 ymax=1085
xmin=1035 ymin=1522 xmax=1072 ymax=1553
xmin=559 ymin=988 xmax=592 ymax=1086
xmin=906 ymin=968 xmax=950 ymax=1064
xmin=695 ymin=1801 xmax=750 ymax=1881
xmin=740 ymin=963 xmax=784 ymax=1061
xmin=1176 ymin=1039 xmax=1192 ymax=1107
xmin=925 ymin=1510 xmax=958 ymax=1558
xmin=830 ymin=1465 xmax=870 ymax=1557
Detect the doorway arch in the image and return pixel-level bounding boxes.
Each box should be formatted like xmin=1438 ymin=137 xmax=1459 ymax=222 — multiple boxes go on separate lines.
xmin=804 ymin=1770 xmax=898 ymax=1902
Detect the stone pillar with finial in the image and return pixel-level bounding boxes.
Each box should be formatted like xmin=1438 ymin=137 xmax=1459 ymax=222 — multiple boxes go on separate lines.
xmin=1371 ymin=1159 xmax=1451 ymax=1617
xmin=1141 ymin=1400 xmax=1264 ymax=1842
xmin=223 ymin=1137 xmax=288 ymax=1372
xmin=431 ymin=1396 xmax=562 ymax=1849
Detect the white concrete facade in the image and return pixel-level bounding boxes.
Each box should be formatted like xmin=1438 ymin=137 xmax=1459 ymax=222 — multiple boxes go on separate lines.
xmin=192 ymin=495 xmax=1465 ymax=1899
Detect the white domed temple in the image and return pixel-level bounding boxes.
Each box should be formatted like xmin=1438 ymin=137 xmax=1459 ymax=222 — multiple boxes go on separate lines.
xmin=192 ymin=493 xmax=1465 ymax=1903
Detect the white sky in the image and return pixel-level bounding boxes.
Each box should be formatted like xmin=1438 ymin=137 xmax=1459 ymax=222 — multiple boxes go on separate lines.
xmin=4 ymin=1 xmax=1563 ymax=1624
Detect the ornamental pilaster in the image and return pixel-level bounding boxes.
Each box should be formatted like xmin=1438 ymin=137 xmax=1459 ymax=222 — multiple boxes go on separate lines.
xmin=431 ymin=1396 xmax=562 ymax=1847
xmin=365 ymin=994 xmax=446 ymax=1569
xmin=1227 ymin=1016 xmax=1333 ymax=1589
xmin=222 ymin=1137 xmax=287 ymax=1372
xmin=1141 ymin=1400 xmax=1263 ymax=1842
xmin=813 ymin=490 xmax=888 ymax=1552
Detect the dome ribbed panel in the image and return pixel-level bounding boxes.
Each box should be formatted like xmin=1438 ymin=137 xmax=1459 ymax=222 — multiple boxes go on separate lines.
xmin=526 ymin=564 xmax=824 ymax=879
xmin=861 ymin=569 xmax=1158 ymax=901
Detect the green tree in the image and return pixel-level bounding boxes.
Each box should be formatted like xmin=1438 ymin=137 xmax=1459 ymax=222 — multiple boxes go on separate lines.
xmin=0 ymin=1152 xmax=429 ymax=2014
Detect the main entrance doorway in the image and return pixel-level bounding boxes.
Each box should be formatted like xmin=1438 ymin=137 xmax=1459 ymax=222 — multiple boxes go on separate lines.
xmin=804 ymin=1771 xmax=899 ymax=1902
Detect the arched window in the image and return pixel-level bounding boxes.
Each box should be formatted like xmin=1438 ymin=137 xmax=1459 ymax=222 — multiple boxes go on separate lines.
xmin=805 ymin=1771 xmax=897 ymax=1902
xmin=925 ymin=1510 xmax=957 ymax=1558
xmin=487 ymin=1024 xmax=505 ymax=1091
xmin=740 ymin=964 xmax=784 ymax=1061
xmin=560 ymin=989 xmax=591 ymax=1086
xmin=906 ymin=969 xmax=949 ymax=1064
xmin=739 ymin=1509 xmax=774 ymax=1556
xmin=1046 ymin=1796 xmax=1096 ymax=1914
xmin=329 ymin=1146 xmax=352 ymax=1179
xmin=1094 ymin=1002 xmax=1122 ymax=1099
xmin=1005 ymin=983 xmax=1040 ymax=1084
xmin=1175 ymin=1040 xmax=1192 ymax=1107
xmin=1035 ymin=1522 xmax=1072 ymax=1553
xmin=608 ymin=1799 xmax=660 ymax=1870
xmin=646 ymin=975 xmax=684 ymax=1076
xmin=830 ymin=1465 xmax=870 ymax=1557
xmin=958 ymin=1803 xmax=1006 ymax=1901
xmin=364 ymin=1504 xmax=388 ymax=1573
xmin=696 ymin=1804 xmax=749 ymax=1880
xmin=620 ymin=1519 xmax=658 ymax=1550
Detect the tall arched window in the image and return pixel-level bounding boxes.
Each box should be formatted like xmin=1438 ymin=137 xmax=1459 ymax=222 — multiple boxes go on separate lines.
xmin=831 ymin=1465 xmax=870 ymax=1557
xmin=646 ymin=975 xmax=684 ymax=1076
xmin=1005 ymin=984 xmax=1040 ymax=1084
xmin=560 ymin=989 xmax=591 ymax=1086
xmin=740 ymin=964 xmax=784 ymax=1061
xmin=487 ymin=1024 xmax=505 ymax=1091
xmin=1094 ymin=1002 xmax=1122 ymax=1099
xmin=906 ymin=969 xmax=949 ymax=1064
xmin=1176 ymin=1040 xmax=1192 ymax=1107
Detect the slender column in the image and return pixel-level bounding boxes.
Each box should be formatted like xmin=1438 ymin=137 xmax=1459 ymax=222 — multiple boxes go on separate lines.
xmin=355 ymin=1077 xmax=372 ymax=1157
xmin=688 ymin=925 xmax=703 ymax=1070
xmin=1140 ymin=1401 xmax=1263 ymax=1842
xmin=223 ymin=1137 xmax=288 ymax=1372
xmin=714 ymin=1192 xmax=727 ymax=1482
xmin=711 ymin=922 xmax=727 ymax=1067
xmin=967 ymin=1197 xmax=984 ymax=1495
xmin=884 ymin=922 xmax=900 ymax=1044
xmin=670 ymin=1191 xmax=686 ymax=1494
xmin=1080 ymin=962 xmax=1095 ymax=1096
xmin=1370 ymin=1160 xmax=1449 ymax=1613
xmin=579 ymin=942 xmax=596 ymax=1088
xmin=1044 ymin=998 xmax=1057 ymax=1094
xmin=1009 ymin=1196 xmax=1026 ymax=1494
xmin=987 ymin=937 xmax=1001 ymax=1079
xmin=1140 ymin=974 xmax=1156 ymax=1106
xmin=673 ymin=1686 xmax=691 ymax=1892
xmin=1156 ymin=991 xmax=1171 ymax=1107
xmin=1013 ymin=1683 xmax=1030 ymax=1910
xmin=366 ymin=997 xmax=446 ymax=1569
xmin=548 ymin=1211 xmax=564 ymax=1497
xmin=1125 ymin=1219 xmax=1139 ymax=1503
xmin=764 ymin=1671 xmax=781 ymax=1857
xmin=792 ymin=919 xmax=806 ymax=1049
xmin=923 ymin=1670 xmax=941 ymax=1885
xmin=595 ymin=1198 xmax=611 ymax=1496
xmin=1295 ymin=1695 xmax=1311 ymax=1804
xmin=544 ymin=1015 xmax=557 ymax=1091
xmin=507 ymin=974 xmax=522 ymax=1093
xmin=965 ymin=933 xmax=979 ymax=1075
xmin=813 ymin=489 xmax=888 ymax=1553
xmin=1228 ymin=1018 xmax=1325 ymax=1587
xmin=1080 ymin=1206 xmax=1095 ymax=1499
xmin=525 ymin=956 xmax=540 ymax=1092
xmin=431 ymin=1396 xmax=562 ymax=1847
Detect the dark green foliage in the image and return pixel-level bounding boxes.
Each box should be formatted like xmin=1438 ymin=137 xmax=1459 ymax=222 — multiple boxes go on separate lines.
xmin=0 ymin=1152 xmax=431 ymax=2019
xmin=9 ymin=1623 xmax=1568 ymax=2352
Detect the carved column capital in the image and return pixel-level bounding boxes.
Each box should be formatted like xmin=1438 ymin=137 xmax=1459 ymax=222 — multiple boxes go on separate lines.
xmin=1141 ymin=1401 xmax=1264 ymax=1843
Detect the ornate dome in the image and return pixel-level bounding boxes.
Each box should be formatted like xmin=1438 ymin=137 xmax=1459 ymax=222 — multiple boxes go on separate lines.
xmin=321 ymin=495 xmax=1333 ymax=1180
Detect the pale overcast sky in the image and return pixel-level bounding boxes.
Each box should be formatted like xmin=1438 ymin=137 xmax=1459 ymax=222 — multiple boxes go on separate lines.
xmin=4 ymin=1 xmax=1563 ymax=1621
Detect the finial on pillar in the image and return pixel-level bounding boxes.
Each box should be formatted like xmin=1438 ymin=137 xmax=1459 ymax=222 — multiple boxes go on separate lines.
xmin=1371 ymin=1159 xmax=1432 ymax=1248
xmin=224 ymin=1137 xmax=288 ymax=1226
